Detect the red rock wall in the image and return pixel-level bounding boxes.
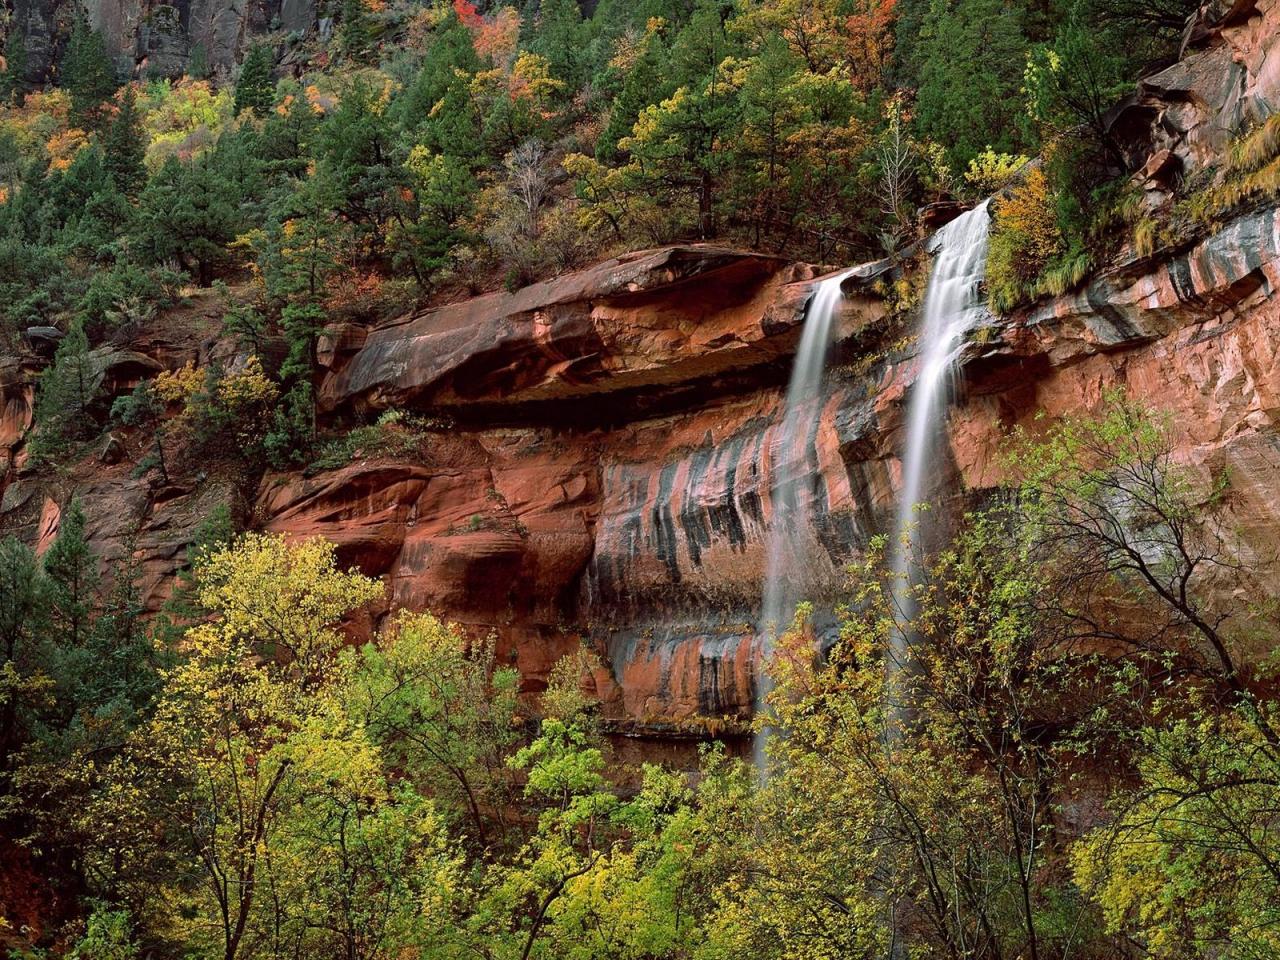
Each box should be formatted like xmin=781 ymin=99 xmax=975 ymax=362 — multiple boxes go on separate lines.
xmin=3 ymin=0 xmax=1278 ymax=739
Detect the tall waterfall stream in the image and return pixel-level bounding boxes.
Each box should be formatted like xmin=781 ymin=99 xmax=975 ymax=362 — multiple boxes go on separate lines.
xmin=754 ymin=202 xmax=992 ymax=766
xmin=886 ymin=202 xmax=992 ymax=700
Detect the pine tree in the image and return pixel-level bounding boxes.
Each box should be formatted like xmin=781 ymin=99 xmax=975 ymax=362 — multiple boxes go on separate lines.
xmin=531 ymin=0 xmax=585 ymax=87
xmin=396 ymin=11 xmax=480 ymax=137
xmin=42 ymin=499 xmax=98 ymax=652
xmin=101 ymin=86 xmax=145 ymax=196
xmin=61 ymin=18 xmax=118 ymax=127
xmin=186 ymin=43 xmax=210 ymax=80
xmin=0 ymin=537 xmax=49 ymax=775
xmin=135 ymin=153 xmax=241 ymax=286
xmin=233 ymin=43 xmax=275 ymax=115
xmin=0 ymin=23 xmax=28 ymax=104
xmin=29 ymin=321 xmax=99 ymax=462
xmin=339 ymin=0 xmax=375 ymax=59
xmin=910 ymin=0 xmax=1034 ymax=171
xmin=595 ymin=27 xmax=672 ymax=164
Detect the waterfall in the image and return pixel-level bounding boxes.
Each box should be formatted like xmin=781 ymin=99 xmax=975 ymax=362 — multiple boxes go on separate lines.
xmin=887 ymin=201 xmax=992 ymax=698
xmin=752 ymin=203 xmax=990 ymax=767
xmin=754 ymin=267 xmax=855 ymax=767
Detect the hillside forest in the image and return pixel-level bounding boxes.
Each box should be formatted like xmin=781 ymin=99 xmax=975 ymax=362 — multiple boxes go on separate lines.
xmin=3 ymin=0 xmax=1280 ymax=957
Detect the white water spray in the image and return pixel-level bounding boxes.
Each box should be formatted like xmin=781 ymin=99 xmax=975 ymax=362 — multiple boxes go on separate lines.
xmin=887 ymin=201 xmax=992 ymax=692
xmin=754 ymin=267 xmax=855 ymax=767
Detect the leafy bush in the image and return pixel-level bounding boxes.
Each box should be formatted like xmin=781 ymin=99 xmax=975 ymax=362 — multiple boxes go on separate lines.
xmin=963 ymin=147 xmax=1029 ymax=196
xmin=307 ymin=408 xmax=433 ymax=474
xmin=986 ymin=166 xmax=1063 ymax=312
xmin=76 ymin=261 xmax=182 ymax=340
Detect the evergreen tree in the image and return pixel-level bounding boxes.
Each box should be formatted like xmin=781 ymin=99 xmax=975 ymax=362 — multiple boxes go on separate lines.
xmin=186 ymin=42 xmax=210 ymax=80
xmin=259 ymin=89 xmax=322 ymax=179
xmin=530 ymin=0 xmax=586 ymax=88
xmin=83 ymin=544 xmax=162 ymax=718
xmin=42 ymin=499 xmax=98 ymax=653
xmin=0 ymin=537 xmax=49 ymax=778
xmin=255 ymin=172 xmax=343 ymax=464
xmin=0 ymin=23 xmax=28 ymax=104
xmin=233 ymin=43 xmax=275 ymax=116
xmin=396 ymin=147 xmax=477 ymax=287
xmin=595 ymin=26 xmax=673 ymax=164
xmin=617 ymin=0 xmax=740 ymax=239
xmin=314 ymin=78 xmax=403 ymax=250
xmin=909 ymin=0 xmax=1034 ymax=172
xmin=339 ymin=0 xmax=375 ymax=58
xmin=1025 ymin=10 xmax=1136 ymax=173
xmin=101 ymin=86 xmax=145 ymax=196
xmin=135 ymin=154 xmax=241 ymax=286
xmin=61 ymin=18 xmax=117 ymax=126
xmin=395 ymin=11 xmax=481 ymax=142
xmin=29 ymin=320 xmax=99 ymax=462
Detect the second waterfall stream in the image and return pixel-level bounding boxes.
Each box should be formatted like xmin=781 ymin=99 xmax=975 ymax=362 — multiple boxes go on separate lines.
xmin=887 ymin=201 xmax=991 ymax=686
xmin=755 ymin=201 xmax=992 ymax=766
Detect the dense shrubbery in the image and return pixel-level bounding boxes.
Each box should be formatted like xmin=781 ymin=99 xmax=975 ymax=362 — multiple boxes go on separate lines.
xmin=307 ymin=408 xmax=436 ymax=473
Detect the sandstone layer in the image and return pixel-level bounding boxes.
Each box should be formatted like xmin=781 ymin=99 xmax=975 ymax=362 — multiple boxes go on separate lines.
xmin=2 ymin=0 xmax=1278 ymax=740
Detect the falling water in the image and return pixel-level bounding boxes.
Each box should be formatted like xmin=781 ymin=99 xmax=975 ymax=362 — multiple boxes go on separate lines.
xmin=754 ymin=267 xmax=856 ymax=768
xmin=887 ymin=201 xmax=992 ymax=701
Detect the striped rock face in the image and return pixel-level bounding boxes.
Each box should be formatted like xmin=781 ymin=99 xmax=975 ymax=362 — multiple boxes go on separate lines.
xmin=262 ymin=194 xmax=1280 ymax=737
xmin=280 ymin=249 xmax=892 ymax=731
xmin=8 ymin=0 xmax=1279 ymax=747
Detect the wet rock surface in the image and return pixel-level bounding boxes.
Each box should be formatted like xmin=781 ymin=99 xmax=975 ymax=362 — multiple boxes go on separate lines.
xmin=3 ymin=0 xmax=1279 ymax=737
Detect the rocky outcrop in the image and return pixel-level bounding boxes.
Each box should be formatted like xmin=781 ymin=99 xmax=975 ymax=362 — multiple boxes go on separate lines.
xmin=9 ymin=197 xmax=1280 ymax=734
xmin=320 ymin=246 xmax=839 ymax=420
xmin=4 ymin=0 xmax=1278 ymax=742
xmin=267 ymin=250 xmax=888 ymax=726
xmin=10 ymin=0 xmax=314 ymax=83
xmin=1113 ymin=0 xmax=1279 ymax=189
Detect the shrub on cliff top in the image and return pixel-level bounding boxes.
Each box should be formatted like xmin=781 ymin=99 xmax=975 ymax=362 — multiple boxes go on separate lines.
xmin=986 ymin=166 xmax=1063 ymax=313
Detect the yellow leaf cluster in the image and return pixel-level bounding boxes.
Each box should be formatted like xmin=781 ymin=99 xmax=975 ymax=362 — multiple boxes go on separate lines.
xmin=195 ymin=533 xmax=382 ymax=669
xmin=153 ymin=361 xmax=205 ymax=406
xmin=992 ymin=167 xmax=1061 ymax=268
xmin=217 ymin=356 xmax=278 ymax=412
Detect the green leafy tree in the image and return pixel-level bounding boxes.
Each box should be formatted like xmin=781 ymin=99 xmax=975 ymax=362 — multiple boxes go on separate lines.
xmin=1024 ymin=13 xmax=1134 ymax=174
xmin=1073 ymin=703 xmax=1280 ymax=958
xmin=68 ymin=901 xmax=140 ymax=960
xmin=85 ymin=535 xmax=383 ymax=956
xmin=350 ymin=614 xmax=522 ymax=847
xmin=910 ymin=0 xmax=1034 ymax=172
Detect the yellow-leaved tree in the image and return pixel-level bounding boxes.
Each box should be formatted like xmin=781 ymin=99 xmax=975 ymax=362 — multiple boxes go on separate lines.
xmin=82 ymin=535 xmax=466 ymax=960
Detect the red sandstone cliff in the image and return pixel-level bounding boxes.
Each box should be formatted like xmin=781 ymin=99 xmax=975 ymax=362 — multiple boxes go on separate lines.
xmin=2 ymin=0 xmax=1278 ymax=742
